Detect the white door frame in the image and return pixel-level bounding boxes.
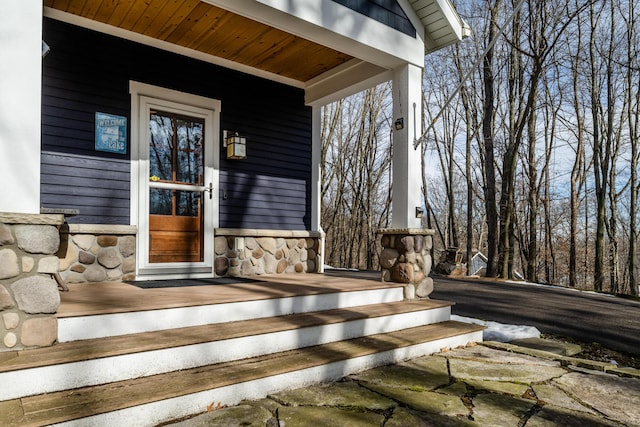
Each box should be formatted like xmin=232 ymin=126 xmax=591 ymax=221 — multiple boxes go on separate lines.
xmin=130 ymin=81 xmax=220 ymax=279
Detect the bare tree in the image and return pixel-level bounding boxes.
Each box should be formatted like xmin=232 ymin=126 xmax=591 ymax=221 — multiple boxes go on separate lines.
xmin=482 ymin=0 xmax=502 ymax=277
xmin=321 ymin=85 xmax=392 ymax=270
xmin=319 ymin=0 xmax=640 ymax=297
xmin=624 ymin=0 xmax=639 ymax=296
xmin=555 ymin=0 xmax=589 ymax=288
xmin=453 ymin=41 xmax=482 ymax=272
xmin=590 ymin=0 xmax=609 ymax=292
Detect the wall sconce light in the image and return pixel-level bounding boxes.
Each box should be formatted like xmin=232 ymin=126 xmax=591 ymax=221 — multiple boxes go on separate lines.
xmin=415 ymin=207 xmax=424 ymax=219
xmin=224 ymin=130 xmax=246 ymax=160
xmin=394 ymin=118 xmax=404 ymax=130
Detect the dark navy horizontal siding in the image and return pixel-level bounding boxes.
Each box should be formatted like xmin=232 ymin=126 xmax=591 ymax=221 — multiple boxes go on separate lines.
xmin=332 ymin=0 xmax=415 ymax=37
xmin=219 ymin=173 xmax=308 ymax=229
xmin=42 ymin=18 xmax=311 ymax=229
xmin=41 ymin=151 xmax=130 ymax=225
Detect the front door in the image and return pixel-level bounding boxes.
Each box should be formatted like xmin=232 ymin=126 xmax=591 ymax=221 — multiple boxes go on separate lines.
xmin=131 ymin=83 xmax=220 ymax=279
xmin=148 ymin=110 xmax=206 ymax=263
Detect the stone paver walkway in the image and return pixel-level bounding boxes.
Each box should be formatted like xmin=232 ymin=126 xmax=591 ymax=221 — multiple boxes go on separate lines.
xmin=169 ymin=341 xmax=640 ymax=427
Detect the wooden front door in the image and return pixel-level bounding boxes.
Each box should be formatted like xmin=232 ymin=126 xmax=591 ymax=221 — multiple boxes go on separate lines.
xmin=148 ymin=110 xmax=207 ymax=263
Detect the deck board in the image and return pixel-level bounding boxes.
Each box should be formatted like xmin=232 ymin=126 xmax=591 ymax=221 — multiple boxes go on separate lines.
xmin=57 ymin=273 xmax=397 ymax=317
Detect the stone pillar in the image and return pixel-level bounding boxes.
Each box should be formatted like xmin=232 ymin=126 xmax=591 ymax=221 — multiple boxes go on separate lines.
xmin=379 ymin=228 xmax=434 ymax=300
xmin=0 ymin=213 xmax=64 ymax=352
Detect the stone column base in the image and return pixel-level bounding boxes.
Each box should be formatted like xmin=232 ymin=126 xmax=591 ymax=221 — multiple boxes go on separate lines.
xmin=214 ymin=229 xmax=323 ymax=276
xmin=0 ymin=213 xmax=64 ymax=352
xmin=378 ymin=228 xmax=434 ymax=299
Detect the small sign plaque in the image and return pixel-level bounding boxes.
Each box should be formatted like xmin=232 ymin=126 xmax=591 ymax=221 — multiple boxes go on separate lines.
xmin=95 ymin=112 xmax=127 ymax=154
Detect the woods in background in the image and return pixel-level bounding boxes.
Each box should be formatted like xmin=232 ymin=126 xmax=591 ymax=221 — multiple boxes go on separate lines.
xmin=321 ymin=0 xmax=639 ymax=296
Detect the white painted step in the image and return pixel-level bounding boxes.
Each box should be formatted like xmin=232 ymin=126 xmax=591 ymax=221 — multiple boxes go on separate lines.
xmin=0 ymin=300 xmax=452 ymax=401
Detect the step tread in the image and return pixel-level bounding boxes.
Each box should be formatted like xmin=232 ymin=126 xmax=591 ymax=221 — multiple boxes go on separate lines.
xmin=5 ymin=320 xmax=484 ymax=427
xmin=0 ymin=299 xmax=453 ymax=373
xmin=57 ymin=277 xmax=404 ymax=317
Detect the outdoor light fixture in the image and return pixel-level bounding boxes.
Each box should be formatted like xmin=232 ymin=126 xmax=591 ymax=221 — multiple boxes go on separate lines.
xmin=394 ymin=118 xmax=404 ymax=130
xmin=415 ymin=207 xmax=424 ymax=219
xmin=224 ymin=130 xmax=246 ymax=160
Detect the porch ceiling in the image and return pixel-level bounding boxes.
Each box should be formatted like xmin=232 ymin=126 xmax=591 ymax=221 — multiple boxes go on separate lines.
xmin=44 ymin=0 xmax=355 ymax=83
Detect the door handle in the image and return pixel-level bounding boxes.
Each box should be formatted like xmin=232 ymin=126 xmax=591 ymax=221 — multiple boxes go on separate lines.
xmin=203 ymin=183 xmax=213 ymax=199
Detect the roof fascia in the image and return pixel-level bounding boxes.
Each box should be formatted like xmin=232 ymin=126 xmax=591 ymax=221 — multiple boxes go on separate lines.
xmin=205 ymin=0 xmax=425 ymax=69
xmin=411 ymin=0 xmax=470 ymax=52
xmin=433 ymin=0 xmax=469 ymax=41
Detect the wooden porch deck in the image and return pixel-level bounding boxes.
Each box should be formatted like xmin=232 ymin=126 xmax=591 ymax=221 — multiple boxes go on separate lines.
xmin=57 ymin=270 xmax=391 ymax=317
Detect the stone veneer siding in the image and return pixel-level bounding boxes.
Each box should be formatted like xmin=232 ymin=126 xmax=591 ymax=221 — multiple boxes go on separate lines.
xmin=379 ymin=228 xmax=435 ymax=300
xmin=58 ymin=225 xmax=138 ymax=284
xmin=214 ymin=229 xmax=323 ymax=277
xmin=0 ymin=213 xmax=64 ymax=351
xmin=58 ymin=226 xmax=323 ymax=281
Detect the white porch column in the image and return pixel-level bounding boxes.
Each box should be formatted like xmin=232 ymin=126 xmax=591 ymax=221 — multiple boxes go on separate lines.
xmin=0 ymin=2 xmax=43 ymax=214
xmin=391 ymin=64 xmax=423 ymax=229
xmin=311 ymin=104 xmax=325 ymax=272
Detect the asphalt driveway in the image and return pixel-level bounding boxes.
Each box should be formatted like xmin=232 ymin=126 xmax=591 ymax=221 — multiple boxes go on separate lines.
xmin=431 ymin=276 xmax=640 ymax=355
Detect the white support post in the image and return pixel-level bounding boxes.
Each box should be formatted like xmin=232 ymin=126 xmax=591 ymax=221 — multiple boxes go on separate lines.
xmin=0 ymin=2 xmax=43 ymax=214
xmin=311 ymin=105 xmax=325 ymax=272
xmin=391 ymin=64 xmax=423 ymax=229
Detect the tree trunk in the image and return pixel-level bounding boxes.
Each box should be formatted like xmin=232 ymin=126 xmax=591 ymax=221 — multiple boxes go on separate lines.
xmin=568 ymin=14 xmax=585 ymax=287
xmin=591 ymin=1 xmax=606 ymax=292
xmin=481 ymin=0 xmax=501 ymax=277
xmin=627 ymin=0 xmax=640 ymax=296
xmin=527 ymin=93 xmax=538 ymax=283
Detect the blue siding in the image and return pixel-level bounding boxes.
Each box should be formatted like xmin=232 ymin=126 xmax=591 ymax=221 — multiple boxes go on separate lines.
xmin=42 ymin=18 xmax=311 ymax=230
xmin=41 ymin=152 xmax=130 ymax=225
xmin=331 ymin=0 xmax=415 ymax=37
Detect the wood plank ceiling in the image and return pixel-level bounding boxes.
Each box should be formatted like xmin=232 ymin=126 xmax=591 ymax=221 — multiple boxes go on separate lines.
xmin=45 ymin=0 xmax=355 ymax=83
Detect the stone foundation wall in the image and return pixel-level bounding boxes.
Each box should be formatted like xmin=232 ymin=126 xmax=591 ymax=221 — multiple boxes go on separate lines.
xmin=57 ymin=226 xmax=323 ymax=281
xmin=58 ymin=225 xmax=137 ymax=284
xmin=214 ymin=229 xmax=323 ymax=276
xmin=379 ymin=228 xmax=435 ymax=300
xmin=0 ymin=214 xmax=64 ymax=351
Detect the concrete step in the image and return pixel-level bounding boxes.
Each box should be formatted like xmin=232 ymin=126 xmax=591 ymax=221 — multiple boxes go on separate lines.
xmin=57 ymin=285 xmax=406 ymax=342
xmin=0 ymin=299 xmax=453 ymax=401
xmin=1 ymin=320 xmax=484 ymax=427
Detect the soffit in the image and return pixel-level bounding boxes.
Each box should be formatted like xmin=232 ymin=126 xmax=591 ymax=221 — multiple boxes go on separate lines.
xmin=43 ymin=0 xmax=354 ymax=83
xmin=408 ymin=0 xmax=470 ymax=53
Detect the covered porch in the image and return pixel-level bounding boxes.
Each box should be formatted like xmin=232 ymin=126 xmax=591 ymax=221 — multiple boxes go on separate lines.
xmin=0 ymin=271 xmax=483 ymax=426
